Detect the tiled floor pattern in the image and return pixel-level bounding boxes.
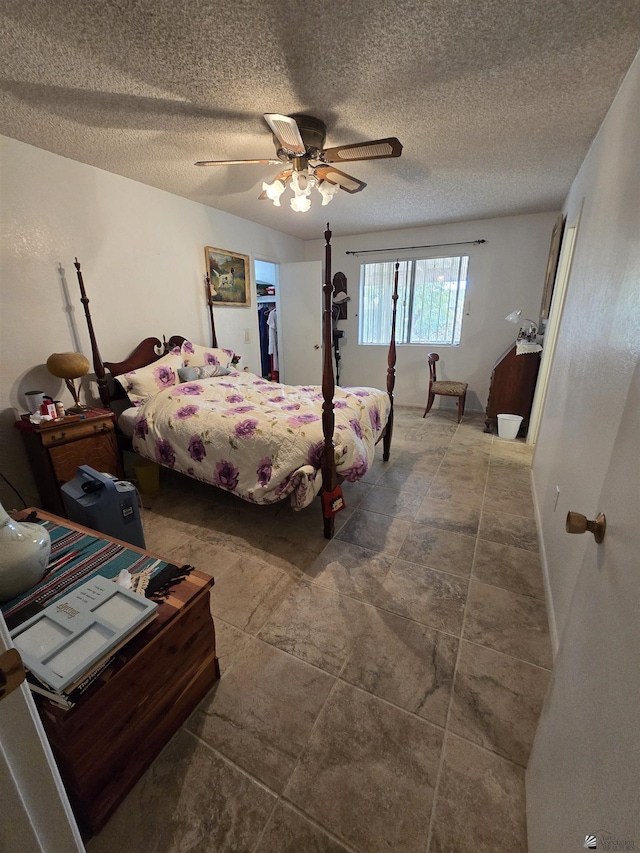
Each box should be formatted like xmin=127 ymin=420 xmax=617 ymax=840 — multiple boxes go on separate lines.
xmin=89 ymin=408 xmax=552 ymax=853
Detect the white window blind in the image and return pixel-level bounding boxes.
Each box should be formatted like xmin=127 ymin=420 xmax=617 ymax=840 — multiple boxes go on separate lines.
xmin=359 ymin=255 xmax=468 ymax=346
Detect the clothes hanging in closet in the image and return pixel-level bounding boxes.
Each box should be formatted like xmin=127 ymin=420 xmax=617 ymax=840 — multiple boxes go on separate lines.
xmin=267 ymin=307 xmax=279 ymax=380
xmin=258 ymin=305 xmax=271 ymax=378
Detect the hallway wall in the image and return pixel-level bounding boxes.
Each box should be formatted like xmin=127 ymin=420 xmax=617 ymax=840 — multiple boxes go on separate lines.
xmin=531 ymin=49 xmax=640 ymax=648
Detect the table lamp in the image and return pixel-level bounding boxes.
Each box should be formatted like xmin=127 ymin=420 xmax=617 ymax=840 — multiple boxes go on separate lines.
xmin=46 ymin=352 xmax=90 ymax=412
xmin=505 ymin=309 xmax=537 ymax=342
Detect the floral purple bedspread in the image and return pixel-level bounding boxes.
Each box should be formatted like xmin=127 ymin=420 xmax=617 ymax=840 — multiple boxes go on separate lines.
xmin=132 ymin=371 xmax=391 ymax=509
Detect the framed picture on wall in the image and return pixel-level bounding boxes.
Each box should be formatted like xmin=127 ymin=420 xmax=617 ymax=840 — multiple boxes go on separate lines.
xmin=204 ymin=246 xmax=251 ymax=307
xmin=539 ymin=214 xmax=565 ymax=320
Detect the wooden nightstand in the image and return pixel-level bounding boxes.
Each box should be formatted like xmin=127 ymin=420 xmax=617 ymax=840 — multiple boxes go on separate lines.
xmin=15 ymin=409 xmax=123 ymax=515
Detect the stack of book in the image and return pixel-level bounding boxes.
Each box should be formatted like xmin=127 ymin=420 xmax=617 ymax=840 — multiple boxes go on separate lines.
xmin=10 ymin=575 xmax=157 ymax=709
xmin=27 ymin=655 xmax=118 ymax=709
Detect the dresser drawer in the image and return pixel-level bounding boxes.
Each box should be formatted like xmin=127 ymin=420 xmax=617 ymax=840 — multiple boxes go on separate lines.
xmin=40 ymin=417 xmax=114 ymax=447
xmin=48 ymin=433 xmax=120 ymax=486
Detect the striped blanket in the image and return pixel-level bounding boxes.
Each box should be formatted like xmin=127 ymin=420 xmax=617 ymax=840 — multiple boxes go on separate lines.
xmin=1 ymin=519 xmax=171 ymax=630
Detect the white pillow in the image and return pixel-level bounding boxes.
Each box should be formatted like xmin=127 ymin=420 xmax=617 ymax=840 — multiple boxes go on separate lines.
xmin=178 ymin=364 xmax=232 ymax=381
xmin=180 ymin=341 xmax=237 ymax=369
xmin=114 ymin=351 xmax=183 ymax=405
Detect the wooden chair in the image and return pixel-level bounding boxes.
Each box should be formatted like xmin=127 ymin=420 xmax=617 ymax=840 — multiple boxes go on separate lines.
xmin=423 ymin=352 xmax=468 ymax=423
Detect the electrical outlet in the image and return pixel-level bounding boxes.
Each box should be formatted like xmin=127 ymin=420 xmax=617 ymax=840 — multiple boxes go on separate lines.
xmin=553 ymin=486 xmax=560 ymax=512
xmin=243 ymin=329 xmax=250 ymax=344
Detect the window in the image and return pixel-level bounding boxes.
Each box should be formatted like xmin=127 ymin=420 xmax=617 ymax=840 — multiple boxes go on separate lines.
xmin=359 ymin=255 xmax=469 ymax=346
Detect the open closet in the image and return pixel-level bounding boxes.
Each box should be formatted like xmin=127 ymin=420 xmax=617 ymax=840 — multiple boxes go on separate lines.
xmin=255 ymin=259 xmax=279 ymax=381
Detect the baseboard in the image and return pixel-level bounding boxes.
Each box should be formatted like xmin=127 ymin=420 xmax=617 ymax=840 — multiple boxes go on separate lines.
xmin=530 ymin=467 xmax=559 ymax=657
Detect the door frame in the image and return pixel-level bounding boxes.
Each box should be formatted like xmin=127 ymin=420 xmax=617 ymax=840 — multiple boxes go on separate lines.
xmin=528 ymin=201 xmax=583 ymax=445
xmin=0 ymin=612 xmax=85 ymax=853
xmin=254 ymin=256 xmax=281 ymax=380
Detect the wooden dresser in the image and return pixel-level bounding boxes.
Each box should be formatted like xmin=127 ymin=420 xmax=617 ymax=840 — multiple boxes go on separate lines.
xmin=484 ymin=344 xmax=541 ymax=435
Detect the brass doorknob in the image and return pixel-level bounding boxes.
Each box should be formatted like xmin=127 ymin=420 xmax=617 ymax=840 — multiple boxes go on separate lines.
xmin=566 ymin=511 xmax=606 ymax=543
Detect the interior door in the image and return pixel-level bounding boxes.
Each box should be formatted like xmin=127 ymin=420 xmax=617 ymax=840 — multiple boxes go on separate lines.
xmin=0 ymin=615 xmax=85 ymax=852
xmin=278 ymin=261 xmax=323 ymax=385
xmin=526 ymin=361 xmax=640 ymax=851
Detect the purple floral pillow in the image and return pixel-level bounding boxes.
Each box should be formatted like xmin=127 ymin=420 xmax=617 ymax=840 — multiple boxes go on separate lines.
xmin=114 ymin=351 xmax=183 ymax=405
xmin=180 ymin=341 xmax=238 ymax=369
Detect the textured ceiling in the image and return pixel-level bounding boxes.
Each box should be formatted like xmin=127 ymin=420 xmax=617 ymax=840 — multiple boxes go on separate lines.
xmin=1 ymin=0 xmax=639 ymax=240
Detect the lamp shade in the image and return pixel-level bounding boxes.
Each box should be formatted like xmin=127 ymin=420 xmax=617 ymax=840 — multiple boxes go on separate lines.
xmin=46 ymin=352 xmax=90 ymax=380
xmin=290 ymin=194 xmax=311 ymax=212
xmin=504 ymin=310 xmax=538 ymax=342
xmin=262 ymin=179 xmax=285 ymax=206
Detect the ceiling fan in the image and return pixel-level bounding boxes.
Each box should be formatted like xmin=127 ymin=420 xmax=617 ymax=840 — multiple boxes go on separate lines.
xmin=195 ymin=113 xmax=403 ymax=212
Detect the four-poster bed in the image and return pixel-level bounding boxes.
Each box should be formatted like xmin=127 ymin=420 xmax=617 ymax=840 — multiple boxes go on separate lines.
xmin=74 ymin=225 xmax=398 ymax=539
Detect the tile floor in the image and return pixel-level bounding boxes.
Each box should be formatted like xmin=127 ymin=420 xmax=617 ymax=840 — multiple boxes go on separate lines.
xmin=88 ymin=408 xmax=552 ymax=853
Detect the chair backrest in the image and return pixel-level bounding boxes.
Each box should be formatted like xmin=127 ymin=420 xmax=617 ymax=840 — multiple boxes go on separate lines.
xmin=428 ymin=352 xmax=440 ymax=384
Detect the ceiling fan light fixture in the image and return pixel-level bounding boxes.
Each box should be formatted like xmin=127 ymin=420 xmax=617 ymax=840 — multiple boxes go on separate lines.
xmin=195 ymin=113 xmax=401 ymax=211
xmin=284 ymin=168 xmax=336 ymax=212
xmin=318 ymin=180 xmax=338 ymax=206
xmin=290 ymin=193 xmax=312 ymax=213
xmin=291 ymin=169 xmax=313 ymax=197
xmin=262 ymin=178 xmax=285 ymax=206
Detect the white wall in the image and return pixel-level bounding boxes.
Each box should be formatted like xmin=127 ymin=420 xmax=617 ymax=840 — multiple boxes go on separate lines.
xmin=303 ymin=212 xmax=559 ymax=409
xmin=0 ymin=136 xmax=304 ymax=504
xmin=531 ymin=50 xmax=640 ymax=648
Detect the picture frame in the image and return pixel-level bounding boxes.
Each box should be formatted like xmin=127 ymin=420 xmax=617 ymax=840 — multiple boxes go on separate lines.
xmin=204 ymin=246 xmax=251 ymax=307
xmin=539 ymin=214 xmax=565 ymax=320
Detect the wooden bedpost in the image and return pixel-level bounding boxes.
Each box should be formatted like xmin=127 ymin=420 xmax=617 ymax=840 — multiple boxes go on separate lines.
xmin=205 ymin=273 xmax=218 ymax=347
xmin=321 ymin=223 xmax=341 ymax=539
xmin=74 ymin=259 xmax=110 ymax=408
xmin=383 ymin=261 xmax=399 ymax=461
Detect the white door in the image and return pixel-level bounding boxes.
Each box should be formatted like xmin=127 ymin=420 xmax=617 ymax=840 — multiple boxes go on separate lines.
xmin=278 ymin=261 xmax=323 ymax=385
xmin=526 ymin=360 xmax=640 ymax=851
xmin=0 ymin=614 xmax=84 ymax=853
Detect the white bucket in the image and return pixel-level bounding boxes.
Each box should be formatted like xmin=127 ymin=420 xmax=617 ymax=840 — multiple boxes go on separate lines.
xmin=497 ymin=414 xmax=523 ymax=440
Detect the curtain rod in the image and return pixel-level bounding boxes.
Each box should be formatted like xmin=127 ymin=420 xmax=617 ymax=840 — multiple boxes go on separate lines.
xmin=345 ymin=239 xmax=486 ymax=256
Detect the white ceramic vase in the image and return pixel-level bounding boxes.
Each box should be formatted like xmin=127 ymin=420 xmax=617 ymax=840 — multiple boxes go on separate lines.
xmin=0 ymin=503 xmax=51 ymax=602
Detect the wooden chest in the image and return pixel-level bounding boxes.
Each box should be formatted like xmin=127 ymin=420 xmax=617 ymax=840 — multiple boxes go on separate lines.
xmin=35 ymin=569 xmax=218 ymax=837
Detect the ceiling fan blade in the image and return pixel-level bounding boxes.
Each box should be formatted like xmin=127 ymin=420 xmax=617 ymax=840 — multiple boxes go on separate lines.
xmin=320 ymin=137 xmax=403 ymax=163
xmin=264 ymin=113 xmax=306 ymax=156
xmin=195 ymin=158 xmax=282 ymax=166
xmin=315 ymin=165 xmax=367 ymax=194
xmin=258 ymin=169 xmax=293 ymax=200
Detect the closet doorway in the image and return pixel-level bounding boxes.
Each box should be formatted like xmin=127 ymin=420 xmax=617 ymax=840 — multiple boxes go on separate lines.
xmin=255 ymin=259 xmax=280 ymax=382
